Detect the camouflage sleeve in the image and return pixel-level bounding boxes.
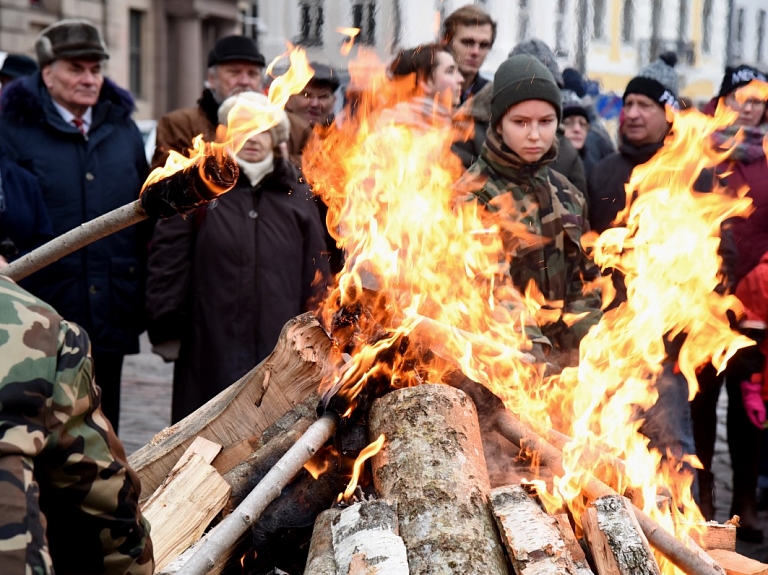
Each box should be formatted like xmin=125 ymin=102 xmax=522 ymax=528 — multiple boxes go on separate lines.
xmin=0 ymin=278 xmax=153 ymax=575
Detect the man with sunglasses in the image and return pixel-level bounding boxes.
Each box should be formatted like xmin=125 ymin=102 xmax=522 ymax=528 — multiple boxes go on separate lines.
xmin=441 ymin=4 xmax=495 ymax=105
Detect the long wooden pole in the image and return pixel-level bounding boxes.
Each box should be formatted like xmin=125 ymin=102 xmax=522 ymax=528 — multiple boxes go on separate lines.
xmin=176 ymin=413 xmax=338 ymax=575
xmin=3 ymin=200 xmax=148 ymax=281
xmin=492 ymin=409 xmax=725 ymax=575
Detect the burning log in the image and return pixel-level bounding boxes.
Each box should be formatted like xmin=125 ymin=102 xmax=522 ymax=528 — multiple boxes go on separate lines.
xmin=3 ymin=155 xmax=238 ymax=282
xmin=129 ymin=312 xmax=332 ymax=501
xmin=492 ymin=409 xmax=725 ymax=575
xmin=367 ymin=383 xmax=509 ymax=574
xmin=142 ymin=437 xmax=231 ymax=571
xmin=554 ymin=514 xmax=597 ymax=575
xmin=305 ymin=508 xmax=341 ymax=574
xmin=490 ymin=484 xmax=594 ymax=574
xmin=174 ymin=413 xmax=338 ymax=575
xmin=331 ymin=499 xmax=409 ymax=574
xmin=581 ymin=495 xmax=660 ymax=575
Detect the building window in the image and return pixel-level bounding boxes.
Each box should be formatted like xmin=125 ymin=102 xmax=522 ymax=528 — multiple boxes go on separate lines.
xmin=702 ymin=0 xmax=713 ymax=54
xmin=517 ymin=0 xmax=530 ymax=43
xmin=352 ymin=0 xmax=376 ymax=45
xmin=592 ymin=0 xmax=606 ymax=40
xmin=758 ymin=10 xmax=766 ymax=63
xmin=621 ymin=0 xmax=633 ymax=43
xmin=555 ymin=0 xmax=568 ymax=55
xmin=677 ymin=0 xmax=689 ymax=45
xmin=733 ymin=7 xmax=744 ymax=59
xmin=299 ymin=0 xmax=324 ymax=46
xmin=240 ymin=3 xmax=259 ymax=43
xmin=129 ymin=10 xmax=143 ymax=99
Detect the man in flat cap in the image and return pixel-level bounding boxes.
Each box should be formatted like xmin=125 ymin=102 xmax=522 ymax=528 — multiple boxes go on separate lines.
xmin=152 ymin=34 xmax=310 ymax=170
xmin=0 ymin=19 xmax=150 ymax=435
xmin=285 ymin=61 xmax=340 ymax=127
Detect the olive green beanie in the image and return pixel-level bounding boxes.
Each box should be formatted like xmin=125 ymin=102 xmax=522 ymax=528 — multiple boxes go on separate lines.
xmin=491 ymin=54 xmax=562 ymax=127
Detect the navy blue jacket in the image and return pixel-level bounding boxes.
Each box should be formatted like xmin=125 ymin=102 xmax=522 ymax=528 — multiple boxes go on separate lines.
xmin=0 ymin=150 xmax=53 ymax=259
xmin=0 ymin=73 xmax=150 ymax=354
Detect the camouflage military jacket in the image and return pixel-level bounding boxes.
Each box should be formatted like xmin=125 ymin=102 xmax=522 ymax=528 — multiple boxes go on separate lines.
xmin=462 ymin=127 xmax=602 ymax=349
xmin=0 ymin=276 xmax=153 ymax=574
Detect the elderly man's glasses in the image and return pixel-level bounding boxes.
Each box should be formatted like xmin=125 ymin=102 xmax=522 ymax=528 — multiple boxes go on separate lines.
xmin=300 ymin=91 xmax=334 ymax=103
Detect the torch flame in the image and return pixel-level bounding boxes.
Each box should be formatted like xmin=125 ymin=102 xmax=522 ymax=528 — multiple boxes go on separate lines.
xmin=141 ymin=46 xmax=313 ymax=195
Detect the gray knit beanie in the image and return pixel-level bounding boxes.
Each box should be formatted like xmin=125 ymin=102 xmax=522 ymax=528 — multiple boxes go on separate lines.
xmin=491 ymin=55 xmax=563 ymax=127
xmin=509 ymin=39 xmax=563 ymax=88
xmin=623 ymin=52 xmax=679 ymax=108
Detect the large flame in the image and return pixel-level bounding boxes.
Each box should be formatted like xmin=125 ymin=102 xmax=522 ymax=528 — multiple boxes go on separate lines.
xmin=141 ymin=46 xmax=313 ymax=194
xmin=304 ymin=46 xmax=767 ymax=573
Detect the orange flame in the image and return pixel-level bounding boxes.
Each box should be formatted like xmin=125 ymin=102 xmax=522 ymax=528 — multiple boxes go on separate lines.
xmin=339 ymin=434 xmax=385 ymax=502
xmin=337 ymin=27 xmax=360 ymax=56
xmin=304 ymin=48 xmax=765 ymax=574
xmin=141 ymin=46 xmax=313 ymax=194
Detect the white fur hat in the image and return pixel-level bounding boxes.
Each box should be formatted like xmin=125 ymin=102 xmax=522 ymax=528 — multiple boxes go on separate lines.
xmin=217 ymin=91 xmax=290 ymax=146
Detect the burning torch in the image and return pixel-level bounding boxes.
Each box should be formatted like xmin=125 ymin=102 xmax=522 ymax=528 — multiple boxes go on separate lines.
xmin=1 ymin=48 xmax=315 ymax=283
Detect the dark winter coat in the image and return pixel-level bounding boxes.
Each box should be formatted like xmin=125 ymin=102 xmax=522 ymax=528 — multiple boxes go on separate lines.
xmin=586 ymin=138 xmax=665 ymax=233
xmin=0 ymin=149 xmax=53 ymax=260
xmin=453 ymin=82 xmax=587 ymax=194
xmin=579 ymin=128 xmax=615 ymax=177
xmin=711 ymin=124 xmax=768 ymax=286
xmin=146 ymin=156 xmax=330 ymax=422
xmin=0 ymin=73 xmax=149 ymax=355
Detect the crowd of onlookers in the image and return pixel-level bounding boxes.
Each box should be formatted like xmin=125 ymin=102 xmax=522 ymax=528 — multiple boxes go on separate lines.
xmin=1 ymin=4 xmax=768 ymax=572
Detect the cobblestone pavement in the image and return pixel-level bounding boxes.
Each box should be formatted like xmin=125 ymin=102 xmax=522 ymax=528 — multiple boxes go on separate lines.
xmin=118 ymin=336 xmax=768 ymax=562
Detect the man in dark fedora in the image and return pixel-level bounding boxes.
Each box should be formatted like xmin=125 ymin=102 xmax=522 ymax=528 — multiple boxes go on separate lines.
xmin=152 ymin=34 xmax=310 ymax=170
xmin=0 ymin=53 xmax=38 ymax=89
xmin=0 ymin=19 xmax=150 ymax=435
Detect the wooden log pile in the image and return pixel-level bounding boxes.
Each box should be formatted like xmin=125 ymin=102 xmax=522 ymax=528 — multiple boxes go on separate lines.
xmin=131 ymin=314 xmax=767 ymax=575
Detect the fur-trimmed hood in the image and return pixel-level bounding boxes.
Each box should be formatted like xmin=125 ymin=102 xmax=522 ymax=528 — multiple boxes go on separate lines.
xmin=0 ymin=72 xmax=135 ymax=126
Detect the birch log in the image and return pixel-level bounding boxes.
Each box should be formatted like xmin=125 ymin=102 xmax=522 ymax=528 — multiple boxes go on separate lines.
xmin=305 ymin=508 xmax=341 ymax=575
xmin=582 ymin=495 xmax=661 ymax=575
xmin=493 ymin=409 xmax=725 ymax=575
xmin=490 ymin=485 xmax=590 ymax=575
xmin=332 ymin=499 xmax=409 ymax=574
xmin=368 ymin=384 xmax=509 ymax=574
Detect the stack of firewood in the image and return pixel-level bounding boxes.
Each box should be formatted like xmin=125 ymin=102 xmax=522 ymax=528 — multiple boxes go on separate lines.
xmin=128 ymin=314 xmax=768 ymax=575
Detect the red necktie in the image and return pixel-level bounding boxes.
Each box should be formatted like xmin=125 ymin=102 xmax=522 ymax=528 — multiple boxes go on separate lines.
xmin=71 ymin=117 xmax=86 ymax=136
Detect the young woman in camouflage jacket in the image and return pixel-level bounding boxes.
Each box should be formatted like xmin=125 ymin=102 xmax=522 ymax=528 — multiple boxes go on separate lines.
xmin=461 ymin=54 xmax=602 ymax=357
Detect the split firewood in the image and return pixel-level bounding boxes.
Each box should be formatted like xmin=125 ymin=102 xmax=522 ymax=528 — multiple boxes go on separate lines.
xmin=331 ymin=499 xmax=409 ymax=574
xmin=490 ymin=484 xmax=593 ymax=574
xmin=554 ymin=514 xmax=596 ymax=575
xmin=141 ymin=437 xmax=231 ymax=570
xmin=129 ymin=312 xmax=333 ymax=501
xmin=174 ymin=413 xmax=338 ymax=575
xmin=582 ymin=495 xmax=661 ymax=575
xmin=492 ymin=408 xmax=725 ymax=575
xmin=706 ymin=549 xmax=768 ymax=575
xmin=305 ymin=508 xmax=341 ymax=574
xmin=368 ymin=384 xmax=508 ymax=574
xmin=690 ymin=521 xmax=737 ymax=551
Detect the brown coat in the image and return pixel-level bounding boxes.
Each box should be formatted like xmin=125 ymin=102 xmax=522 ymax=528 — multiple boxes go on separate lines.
xmin=151 ymin=88 xmax=311 ymax=170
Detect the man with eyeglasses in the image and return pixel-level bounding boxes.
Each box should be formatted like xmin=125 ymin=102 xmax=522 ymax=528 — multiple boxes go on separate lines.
xmin=441 ymin=4 xmax=495 ymax=105
xmin=285 ymin=62 xmax=339 ymax=127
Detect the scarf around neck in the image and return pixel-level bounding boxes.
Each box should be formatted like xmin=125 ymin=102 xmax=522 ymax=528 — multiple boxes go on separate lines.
xmin=235 ymin=151 xmax=275 ymax=188
xmin=711 ymin=123 xmax=768 ymax=163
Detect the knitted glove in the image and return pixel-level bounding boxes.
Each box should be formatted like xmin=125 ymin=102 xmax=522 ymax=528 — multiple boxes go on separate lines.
xmin=742 ymin=378 xmax=767 ymax=429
